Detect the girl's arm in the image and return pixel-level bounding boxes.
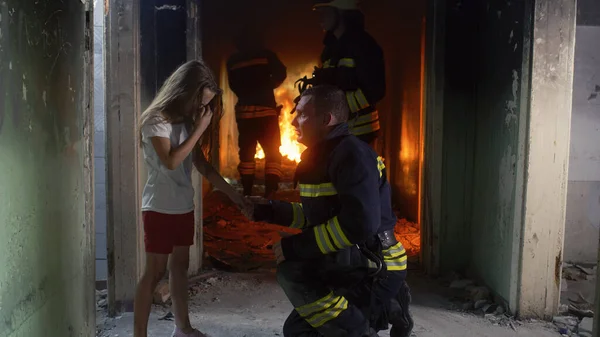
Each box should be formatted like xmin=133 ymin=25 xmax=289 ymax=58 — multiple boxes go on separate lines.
xmin=193 ymin=147 xmax=253 ymax=216
xmin=148 ymin=107 xmax=214 ymax=170
xmin=150 ymin=126 xmax=203 ymax=170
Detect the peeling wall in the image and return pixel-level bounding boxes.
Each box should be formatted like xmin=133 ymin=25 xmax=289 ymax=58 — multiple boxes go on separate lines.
xmin=437 ymin=0 xmax=478 ymax=274
xmin=518 ymin=0 xmax=576 ymax=318
xmin=564 ymin=25 xmax=600 ymax=264
xmin=469 ymin=0 xmax=529 ymax=307
xmin=0 ymin=0 xmax=95 ymax=336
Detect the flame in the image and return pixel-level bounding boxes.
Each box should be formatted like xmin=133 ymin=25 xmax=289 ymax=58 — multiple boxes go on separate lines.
xmin=253 ymin=63 xmax=316 ymax=163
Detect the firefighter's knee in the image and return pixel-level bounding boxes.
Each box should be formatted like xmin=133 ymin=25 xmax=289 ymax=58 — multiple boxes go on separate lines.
xmin=276 ymin=261 xmax=302 ymax=288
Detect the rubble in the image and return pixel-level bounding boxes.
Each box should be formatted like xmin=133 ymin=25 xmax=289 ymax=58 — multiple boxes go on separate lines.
xmin=563 ymin=263 xmax=597 ymax=282
xmin=446 ymin=276 xmax=520 ymax=329
xmin=203 ymin=189 xmax=423 ymax=271
xmin=96 ymin=289 xmax=108 ymax=309
xmin=578 ymin=317 xmax=593 ymax=337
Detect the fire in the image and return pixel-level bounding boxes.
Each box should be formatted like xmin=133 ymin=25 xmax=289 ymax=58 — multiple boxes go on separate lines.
xmin=254 ymin=63 xmax=316 ymax=163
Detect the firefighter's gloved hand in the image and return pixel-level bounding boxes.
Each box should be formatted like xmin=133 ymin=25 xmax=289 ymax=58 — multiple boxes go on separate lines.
xmin=249 ymin=197 xmax=273 ymax=222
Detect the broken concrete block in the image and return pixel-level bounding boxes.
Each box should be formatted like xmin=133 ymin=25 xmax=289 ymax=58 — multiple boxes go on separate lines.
xmin=469 ymin=286 xmax=491 ymax=302
xmin=579 ymin=317 xmax=593 ymax=336
xmin=560 ymin=278 xmax=568 ymax=292
xmin=482 ymin=303 xmax=497 ymax=314
xmin=449 ymin=279 xmax=474 ymax=289
xmin=553 ymin=315 xmax=579 ymax=330
xmin=474 ymin=300 xmax=488 ymax=310
xmin=494 ymin=305 xmax=506 ymax=315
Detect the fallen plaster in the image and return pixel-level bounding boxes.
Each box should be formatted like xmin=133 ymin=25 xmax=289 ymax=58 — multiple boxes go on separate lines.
xmin=97 ymin=271 xmax=560 ymax=337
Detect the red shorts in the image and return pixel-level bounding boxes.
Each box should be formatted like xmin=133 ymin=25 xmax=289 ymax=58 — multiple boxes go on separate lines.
xmin=142 ymin=211 xmax=195 ymax=254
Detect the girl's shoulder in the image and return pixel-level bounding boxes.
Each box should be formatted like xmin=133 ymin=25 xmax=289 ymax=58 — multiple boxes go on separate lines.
xmin=142 ymin=115 xmax=172 ymax=139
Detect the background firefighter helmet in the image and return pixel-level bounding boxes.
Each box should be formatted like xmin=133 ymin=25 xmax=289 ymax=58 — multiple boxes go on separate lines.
xmin=312 ymin=0 xmax=360 ymax=11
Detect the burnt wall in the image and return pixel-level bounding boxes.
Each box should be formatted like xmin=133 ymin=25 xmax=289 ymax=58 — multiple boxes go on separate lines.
xmin=469 ymin=0 xmax=530 ymax=304
xmin=437 ymin=0 xmax=531 ymax=295
xmin=366 ymin=1 xmax=427 ymax=223
xmin=437 ymin=0 xmax=478 ymax=273
xmin=140 ymin=0 xmax=188 ymax=107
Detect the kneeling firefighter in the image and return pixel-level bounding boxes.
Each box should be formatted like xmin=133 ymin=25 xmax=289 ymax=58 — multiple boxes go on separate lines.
xmin=293 ymin=0 xmax=386 ymax=150
xmin=227 ymin=27 xmax=287 ymax=198
xmin=251 ymin=85 xmax=413 ymax=337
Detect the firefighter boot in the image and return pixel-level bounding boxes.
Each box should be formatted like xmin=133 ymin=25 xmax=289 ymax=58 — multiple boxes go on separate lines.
xmin=264 ymin=174 xmax=280 ymax=199
xmin=389 ymin=281 xmax=414 ymax=337
xmin=241 ymin=175 xmax=254 ymax=196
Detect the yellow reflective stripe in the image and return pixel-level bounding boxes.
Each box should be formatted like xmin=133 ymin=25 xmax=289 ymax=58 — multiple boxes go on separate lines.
xmin=325 ymin=217 xmax=352 ymax=249
xmin=353 ymin=110 xmax=379 ymax=126
xmin=383 ymin=242 xmax=406 ymax=258
xmin=346 ymin=91 xmax=360 ymax=113
xmin=295 ymin=291 xmax=339 ymax=317
xmin=385 ymin=255 xmax=408 ymax=271
xmin=354 ymin=89 xmax=369 ymax=109
xmin=377 ymin=156 xmax=385 ymax=178
xmin=351 ymin=120 xmax=381 ymax=136
xmin=290 ymin=202 xmax=306 ymax=229
xmin=299 ymin=183 xmax=337 ymax=197
xmin=337 ymin=58 xmax=356 ymax=68
xmin=314 ymin=224 xmax=337 ymax=254
xmin=306 ymin=297 xmax=349 ymax=328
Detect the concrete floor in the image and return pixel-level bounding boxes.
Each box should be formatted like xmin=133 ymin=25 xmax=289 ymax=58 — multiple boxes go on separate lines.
xmin=97 ymin=271 xmax=560 ymax=337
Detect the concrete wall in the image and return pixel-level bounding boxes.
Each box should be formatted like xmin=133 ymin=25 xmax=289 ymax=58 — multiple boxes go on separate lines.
xmin=0 ymin=0 xmax=95 ymax=336
xmin=469 ymin=0 xmax=529 ymax=306
xmin=564 ymin=25 xmax=600 ymax=264
xmin=94 ymin=0 xmax=108 ymax=283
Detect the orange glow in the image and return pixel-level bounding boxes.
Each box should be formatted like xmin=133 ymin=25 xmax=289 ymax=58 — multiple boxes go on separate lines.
xmin=253 ymin=63 xmax=316 ymax=163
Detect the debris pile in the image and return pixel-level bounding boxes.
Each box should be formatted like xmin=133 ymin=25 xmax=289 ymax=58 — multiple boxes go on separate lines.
xmin=203 ymin=190 xmax=300 ymax=271
xmin=96 ymin=288 xmax=108 ymax=309
xmin=444 ymin=273 xmax=517 ymax=329
xmin=556 ymin=262 xmax=596 ymax=336
xmin=203 ymin=189 xmax=422 ymax=270
xmin=394 ymin=217 xmax=420 ymax=257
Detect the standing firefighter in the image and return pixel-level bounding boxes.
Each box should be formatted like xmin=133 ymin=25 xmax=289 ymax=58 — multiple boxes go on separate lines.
xmin=296 ymin=0 xmax=385 ymax=149
xmin=227 ymin=28 xmax=287 ymax=198
xmin=252 ymin=85 xmax=413 ymax=337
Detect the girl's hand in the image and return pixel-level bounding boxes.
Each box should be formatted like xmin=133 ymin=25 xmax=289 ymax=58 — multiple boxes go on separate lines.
xmin=231 ymin=194 xmax=254 ymax=220
xmin=194 ymin=105 xmax=213 ymax=134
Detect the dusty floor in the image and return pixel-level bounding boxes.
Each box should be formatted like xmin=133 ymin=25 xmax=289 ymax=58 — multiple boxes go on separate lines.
xmin=96 ymin=271 xmax=560 ymax=337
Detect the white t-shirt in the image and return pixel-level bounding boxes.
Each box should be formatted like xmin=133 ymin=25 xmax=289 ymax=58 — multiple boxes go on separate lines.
xmin=141 ymin=115 xmax=195 ymax=214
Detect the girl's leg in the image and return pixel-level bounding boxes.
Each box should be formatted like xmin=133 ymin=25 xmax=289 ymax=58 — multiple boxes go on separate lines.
xmin=134 ymin=252 xmax=169 ymax=337
xmin=169 ymin=246 xmax=193 ymax=333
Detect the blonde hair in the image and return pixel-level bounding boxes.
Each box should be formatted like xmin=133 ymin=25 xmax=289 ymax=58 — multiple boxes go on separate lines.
xmin=139 ymin=60 xmax=223 ymax=160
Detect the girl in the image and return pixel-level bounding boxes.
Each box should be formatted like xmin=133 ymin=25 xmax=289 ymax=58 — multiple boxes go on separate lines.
xmin=135 ymin=60 xmax=250 ymax=337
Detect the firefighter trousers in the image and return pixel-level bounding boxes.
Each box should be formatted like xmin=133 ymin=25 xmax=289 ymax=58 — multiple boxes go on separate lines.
xmin=236 ymin=115 xmax=282 ymax=197
xmin=276 ymin=250 xmax=376 ymax=337
xmin=277 ymin=252 xmax=412 ymax=337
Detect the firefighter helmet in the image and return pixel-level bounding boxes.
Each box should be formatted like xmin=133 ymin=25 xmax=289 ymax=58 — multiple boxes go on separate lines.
xmin=313 ymin=0 xmax=359 ymax=11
